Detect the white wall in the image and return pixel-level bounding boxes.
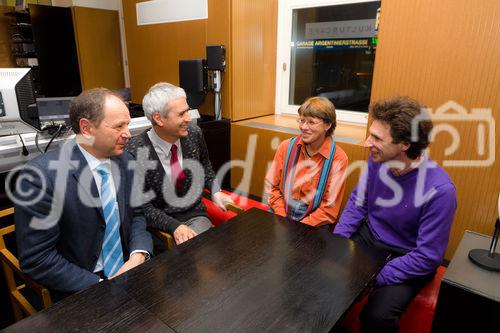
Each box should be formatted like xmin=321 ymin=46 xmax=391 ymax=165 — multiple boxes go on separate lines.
xmin=52 ymin=0 xmax=118 ymax=10
xmin=52 ymin=0 xmax=130 ymax=87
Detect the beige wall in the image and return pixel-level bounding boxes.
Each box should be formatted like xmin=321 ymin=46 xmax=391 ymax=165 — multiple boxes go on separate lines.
xmin=122 ymin=0 xmax=277 ymax=121
xmin=230 ymin=0 xmax=277 ymax=121
xmin=123 ymin=0 xmax=230 ymax=117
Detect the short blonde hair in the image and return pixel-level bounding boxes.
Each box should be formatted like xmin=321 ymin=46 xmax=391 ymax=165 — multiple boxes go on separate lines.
xmin=298 ymin=96 xmax=336 ymax=136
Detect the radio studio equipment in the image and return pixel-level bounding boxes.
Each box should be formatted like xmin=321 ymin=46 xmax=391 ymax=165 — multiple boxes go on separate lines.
xmin=179 ymin=45 xmax=226 ymax=120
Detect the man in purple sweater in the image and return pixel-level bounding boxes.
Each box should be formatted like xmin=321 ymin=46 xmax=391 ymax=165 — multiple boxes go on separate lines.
xmin=334 ymin=96 xmax=457 ymax=333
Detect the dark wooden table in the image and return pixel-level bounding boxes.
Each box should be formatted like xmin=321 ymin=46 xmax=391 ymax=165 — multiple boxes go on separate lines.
xmin=3 ymin=208 xmax=388 ymax=333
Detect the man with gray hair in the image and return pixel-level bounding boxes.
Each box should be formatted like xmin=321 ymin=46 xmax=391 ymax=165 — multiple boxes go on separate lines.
xmin=126 ymin=82 xmax=233 ymax=245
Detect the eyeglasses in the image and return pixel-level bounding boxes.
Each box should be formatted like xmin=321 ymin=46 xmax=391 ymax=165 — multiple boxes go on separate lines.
xmin=296 ymin=118 xmax=323 ymax=127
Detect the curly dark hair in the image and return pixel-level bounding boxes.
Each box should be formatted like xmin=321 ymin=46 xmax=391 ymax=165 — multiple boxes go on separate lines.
xmin=369 ymin=96 xmax=433 ymax=159
xmin=69 ymin=88 xmax=122 ymax=134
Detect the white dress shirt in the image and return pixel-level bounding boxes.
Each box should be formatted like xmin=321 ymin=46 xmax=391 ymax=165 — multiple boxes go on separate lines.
xmin=147 ymin=128 xmax=183 ymax=179
xmin=77 ymin=144 xmax=146 ymax=273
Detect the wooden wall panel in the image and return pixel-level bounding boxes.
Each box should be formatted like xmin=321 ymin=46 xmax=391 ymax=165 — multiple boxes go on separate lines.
xmin=123 ymin=1 xmax=205 ymax=102
xmin=371 ymin=0 xmax=500 ymax=259
xmin=123 ymin=0 xmax=276 ymax=120
xmin=0 ymin=6 xmax=15 ymax=68
xmin=230 ymin=0 xmax=278 ymax=121
xmin=72 ymin=6 xmax=124 ymax=90
xmin=123 ymin=0 xmax=231 ymax=118
xmin=231 ymin=124 xmax=291 ymax=199
xmin=205 ymin=0 xmax=231 ymax=118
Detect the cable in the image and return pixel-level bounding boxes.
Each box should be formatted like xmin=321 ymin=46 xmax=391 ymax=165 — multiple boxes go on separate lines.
xmin=17 ymin=133 xmax=29 ymax=156
xmin=218 ymin=91 xmax=222 ymax=118
xmin=34 ymin=124 xmax=66 ymax=154
xmin=34 ymin=131 xmax=43 ymax=154
xmin=44 ymin=124 xmax=64 ymax=153
xmin=219 ymin=71 xmax=224 ymax=117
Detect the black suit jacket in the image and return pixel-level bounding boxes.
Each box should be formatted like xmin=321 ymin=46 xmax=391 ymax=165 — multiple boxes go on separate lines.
xmin=14 ymin=140 xmax=152 ymax=295
xmin=126 ymin=124 xmax=219 ymax=233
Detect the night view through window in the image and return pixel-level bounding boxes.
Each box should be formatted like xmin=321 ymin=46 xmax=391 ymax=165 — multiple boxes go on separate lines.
xmin=289 ymin=1 xmax=380 ymax=112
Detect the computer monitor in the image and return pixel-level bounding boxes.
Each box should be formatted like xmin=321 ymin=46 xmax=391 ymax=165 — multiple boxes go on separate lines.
xmin=0 ymin=68 xmax=39 ymax=136
xmin=36 ymin=97 xmax=72 ymax=128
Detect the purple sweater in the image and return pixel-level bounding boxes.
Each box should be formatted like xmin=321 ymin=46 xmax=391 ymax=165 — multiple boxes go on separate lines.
xmin=334 ymin=157 xmax=457 ymax=286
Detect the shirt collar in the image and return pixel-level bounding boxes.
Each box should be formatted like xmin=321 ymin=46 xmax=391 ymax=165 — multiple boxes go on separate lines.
xmin=148 ymin=128 xmax=181 ymax=156
xmin=389 ymin=154 xmax=427 ymax=177
xmin=76 ymin=143 xmax=110 ymax=171
xmin=297 ymin=135 xmax=333 ymax=159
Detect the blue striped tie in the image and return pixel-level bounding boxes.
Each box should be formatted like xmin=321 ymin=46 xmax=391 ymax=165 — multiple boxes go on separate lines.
xmin=97 ymin=165 xmax=124 ymax=278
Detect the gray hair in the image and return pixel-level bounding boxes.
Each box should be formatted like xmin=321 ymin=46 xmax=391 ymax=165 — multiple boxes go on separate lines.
xmin=142 ymin=82 xmax=187 ymax=123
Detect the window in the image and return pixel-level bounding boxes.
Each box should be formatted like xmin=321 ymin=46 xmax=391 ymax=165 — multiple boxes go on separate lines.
xmin=276 ymin=0 xmax=380 ymax=124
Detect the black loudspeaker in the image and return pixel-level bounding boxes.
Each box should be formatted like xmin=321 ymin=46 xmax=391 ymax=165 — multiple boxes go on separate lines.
xmin=206 ymin=45 xmax=226 ymax=71
xmin=179 ymin=59 xmax=207 ymax=93
xmin=179 ymin=59 xmax=207 ymax=109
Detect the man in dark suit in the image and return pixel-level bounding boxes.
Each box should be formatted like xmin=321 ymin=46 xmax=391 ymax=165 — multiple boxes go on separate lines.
xmin=13 ymin=88 xmax=152 ymax=300
xmin=126 ymin=82 xmax=232 ymax=245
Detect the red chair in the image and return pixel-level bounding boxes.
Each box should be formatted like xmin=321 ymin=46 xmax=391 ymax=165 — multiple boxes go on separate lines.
xmin=151 ymin=190 xmax=270 ymax=248
xmin=201 ymin=190 xmax=270 ymax=226
xmin=341 ymin=266 xmax=446 ymax=333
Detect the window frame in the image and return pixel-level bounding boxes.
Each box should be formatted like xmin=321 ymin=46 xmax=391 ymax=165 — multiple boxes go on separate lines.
xmin=275 ymin=0 xmax=378 ymax=125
